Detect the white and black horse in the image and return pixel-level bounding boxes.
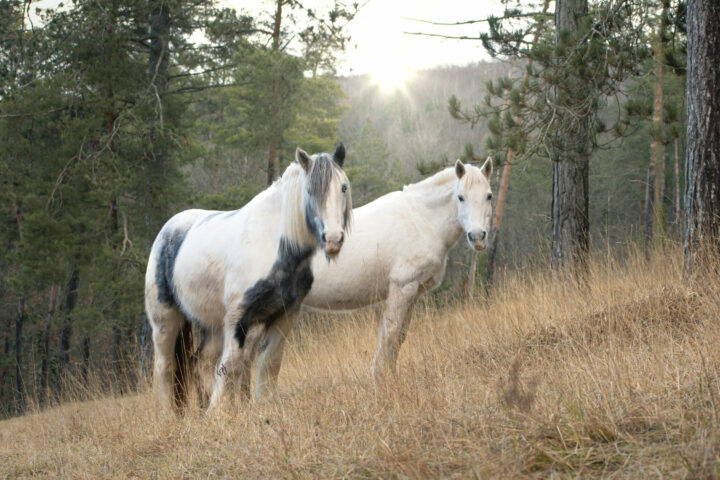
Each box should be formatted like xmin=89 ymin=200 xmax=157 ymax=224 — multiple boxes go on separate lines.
xmin=256 ymin=159 xmax=493 ymax=389
xmin=144 ymin=145 xmax=351 ymax=411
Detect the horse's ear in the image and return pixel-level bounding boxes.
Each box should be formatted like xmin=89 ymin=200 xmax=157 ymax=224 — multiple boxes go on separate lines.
xmin=481 ymin=156 xmax=493 ymax=179
xmin=333 ymin=143 xmax=346 ymax=167
xmin=296 ymin=147 xmax=311 ymax=173
xmin=455 ymin=159 xmax=466 ymax=179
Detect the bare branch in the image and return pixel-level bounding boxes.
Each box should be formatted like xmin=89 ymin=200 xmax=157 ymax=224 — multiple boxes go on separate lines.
xmin=400 ymin=12 xmax=552 ymax=27
xmin=403 ymin=31 xmax=483 ymax=40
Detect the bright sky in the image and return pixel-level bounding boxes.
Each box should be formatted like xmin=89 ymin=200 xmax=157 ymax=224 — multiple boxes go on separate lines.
xmin=31 ymin=0 xmax=504 ymax=86
xmin=337 ymin=0 xmax=503 ymax=75
xmin=225 ymin=0 xmax=506 ymax=89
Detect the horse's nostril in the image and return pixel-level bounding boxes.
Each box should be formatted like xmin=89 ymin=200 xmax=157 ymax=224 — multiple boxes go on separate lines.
xmin=467 ymin=232 xmax=474 ymax=242
xmin=339 ymin=232 xmax=345 ymax=244
xmin=480 ymin=230 xmax=487 ymax=241
xmin=322 ymin=233 xmax=327 ymax=243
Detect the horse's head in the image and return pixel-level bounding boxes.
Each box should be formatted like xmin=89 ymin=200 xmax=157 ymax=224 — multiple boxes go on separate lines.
xmin=297 ymin=144 xmax=352 ymax=258
xmin=454 ymin=157 xmax=493 ymax=251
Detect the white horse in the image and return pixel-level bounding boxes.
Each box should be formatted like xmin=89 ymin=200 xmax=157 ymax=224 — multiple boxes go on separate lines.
xmin=144 ymin=145 xmax=352 ymax=411
xmin=249 ymin=158 xmax=493 ymax=392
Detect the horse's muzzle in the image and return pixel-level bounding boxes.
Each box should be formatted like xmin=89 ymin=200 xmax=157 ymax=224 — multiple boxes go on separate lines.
xmin=467 ymin=230 xmax=487 ymax=251
xmin=323 ymin=231 xmax=344 ymax=256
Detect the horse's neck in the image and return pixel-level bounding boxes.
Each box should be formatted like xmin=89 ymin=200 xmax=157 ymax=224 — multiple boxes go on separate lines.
xmin=406 ymin=188 xmax=464 ymax=252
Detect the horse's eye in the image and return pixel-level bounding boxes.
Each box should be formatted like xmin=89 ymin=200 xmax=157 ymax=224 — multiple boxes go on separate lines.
xmin=458 ymin=195 xmax=465 ymax=202
xmin=487 ymin=193 xmax=493 ymax=201
xmin=342 ymin=184 xmax=348 ymax=193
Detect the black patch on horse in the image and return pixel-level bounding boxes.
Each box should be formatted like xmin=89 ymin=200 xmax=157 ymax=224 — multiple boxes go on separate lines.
xmin=235 ymin=238 xmax=315 ymax=348
xmin=156 ymin=227 xmax=189 ymax=306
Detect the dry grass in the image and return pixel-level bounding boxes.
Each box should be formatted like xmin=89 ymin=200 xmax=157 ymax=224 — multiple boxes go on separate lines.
xmin=3 ymin=248 xmax=720 ymax=478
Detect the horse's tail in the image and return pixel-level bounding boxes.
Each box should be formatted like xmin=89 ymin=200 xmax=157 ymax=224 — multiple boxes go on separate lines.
xmin=173 ymin=319 xmax=195 ymax=410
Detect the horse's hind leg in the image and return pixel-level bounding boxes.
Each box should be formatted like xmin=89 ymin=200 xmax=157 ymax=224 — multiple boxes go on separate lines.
xmin=372 ymin=280 xmax=419 ymax=384
xmin=147 ymin=299 xmax=185 ymax=413
xmin=255 ymin=311 xmax=297 ymax=400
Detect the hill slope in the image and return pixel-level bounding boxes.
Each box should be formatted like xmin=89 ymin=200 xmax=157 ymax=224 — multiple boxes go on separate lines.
xmin=2 ymin=249 xmax=719 ymax=478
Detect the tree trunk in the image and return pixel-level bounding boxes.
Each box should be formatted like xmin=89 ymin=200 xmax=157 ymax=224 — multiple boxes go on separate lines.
xmin=551 ymin=0 xmax=592 ymax=273
xmin=643 ymin=163 xmax=656 ymax=258
xmin=14 ymin=296 xmax=25 ymax=415
xmin=485 ymin=148 xmax=513 ymax=291
xmin=213 ymin=162 xmax=220 ymax=194
xmin=40 ymin=284 xmax=57 ymax=405
xmin=673 ymin=135 xmax=681 ymax=235
xmin=56 ymin=260 xmax=80 ymax=400
xmin=684 ymin=0 xmax=720 ymax=272
xmin=81 ymin=336 xmax=90 ymax=389
xmin=267 ymin=0 xmax=283 ymax=186
xmin=650 ymin=1 xmax=668 ymax=244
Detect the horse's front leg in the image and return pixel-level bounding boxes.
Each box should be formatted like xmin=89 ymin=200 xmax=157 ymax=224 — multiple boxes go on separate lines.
xmin=255 ymin=311 xmax=298 ymax=401
xmin=372 ymin=279 xmax=419 ymax=384
xmin=208 ymin=313 xmax=262 ymax=411
xmin=194 ymin=328 xmax=223 ymax=409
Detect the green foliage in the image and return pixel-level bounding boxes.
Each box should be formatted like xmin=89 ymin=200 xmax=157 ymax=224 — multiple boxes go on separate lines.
xmin=345 ymin=119 xmax=409 ymax=206
xmin=197 ymin=184 xmax=264 ymax=211
xmin=0 ymin=0 xmax=358 ymax=414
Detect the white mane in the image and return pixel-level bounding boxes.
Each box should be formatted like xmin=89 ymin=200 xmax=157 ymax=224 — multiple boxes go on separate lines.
xmin=278 ymin=163 xmax=316 ymax=250
xmin=402 ymin=165 xmax=487 ymax=197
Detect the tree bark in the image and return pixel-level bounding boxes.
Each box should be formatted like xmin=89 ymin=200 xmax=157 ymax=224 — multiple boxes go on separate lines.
xmin=14 ymin=296 xmax=25 ymax=415
xmin=551 ymin=0 xmax=592 ymax=273
xmin=56 ymin=260 xmax=80 ymax=400
xmin=40 ymin=284 xmax=57 ymax=405
xmin=684 ymin=0 xmax=720 ymax=273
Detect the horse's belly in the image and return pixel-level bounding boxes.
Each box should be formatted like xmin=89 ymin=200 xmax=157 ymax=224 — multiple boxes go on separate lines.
xmin=304 ymin=255 xmax=389 ymax=310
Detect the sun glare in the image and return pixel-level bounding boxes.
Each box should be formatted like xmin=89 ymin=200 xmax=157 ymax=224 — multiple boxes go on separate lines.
xmin=372 ymin=62 xmax=413 ymax=92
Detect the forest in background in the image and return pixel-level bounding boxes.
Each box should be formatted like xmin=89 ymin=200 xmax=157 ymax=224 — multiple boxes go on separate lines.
xmin=1 ymin=0 xmax=717 ymax=422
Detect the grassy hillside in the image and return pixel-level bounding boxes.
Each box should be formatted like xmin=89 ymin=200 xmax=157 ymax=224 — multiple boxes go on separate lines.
xmin=2 ymin=248 xmax=719 ymax=478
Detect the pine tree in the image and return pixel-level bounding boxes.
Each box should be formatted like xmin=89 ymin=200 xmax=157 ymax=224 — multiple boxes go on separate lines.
xmin=476 ymin=0 xmax=648 ymax=272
